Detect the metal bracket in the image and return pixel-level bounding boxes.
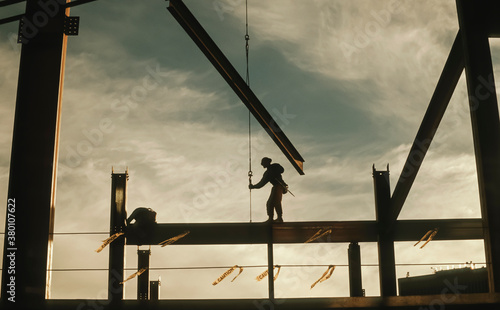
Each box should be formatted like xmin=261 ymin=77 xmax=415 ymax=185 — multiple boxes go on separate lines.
xmin=64 ymin=16 xmax=80 ymax=36
xmin=17 ymin=15 xmax=80 ymax=43
xmin=17 ymin=16 xmax=26 ymax=44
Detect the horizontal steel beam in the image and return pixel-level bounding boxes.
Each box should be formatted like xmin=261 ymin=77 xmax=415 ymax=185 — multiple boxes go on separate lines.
xmin=0 ymin=13 xmax=22 ymax=25
xmin=390 ymin=32 xmax=465 ymax=223
xmin=167 ymin=0 xmax=305 ymax=175
xmin=0 ymin=0 xmax=97 ymax=25
xmin=125 ymin=219 xmax=483 ymax=245
xmin=65 ymin=0 xmax=98 ymax=8
xmin=0 ymin=0 xmax=25 ymax=7
xmin=33 ymin=293 xmax=500 ymax=310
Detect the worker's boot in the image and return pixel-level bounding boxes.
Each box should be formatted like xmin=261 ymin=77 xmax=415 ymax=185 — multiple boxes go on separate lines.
xmin=273 ymin=217 xmax=283 ymax=223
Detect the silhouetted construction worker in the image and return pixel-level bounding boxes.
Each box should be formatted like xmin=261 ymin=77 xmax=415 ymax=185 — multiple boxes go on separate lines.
xmin=127 ymin=207 xmax=157 ymax=226
xmin=249 ymin=157 xmax=288 ymax=223
xmin=126 ymin=207 xmax=157 ymax=243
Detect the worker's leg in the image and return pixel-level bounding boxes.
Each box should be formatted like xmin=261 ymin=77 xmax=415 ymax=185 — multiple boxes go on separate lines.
xmin=267 ymin=186 xmax=284 ymax=222
xmin=267 ymin=187 xmax=278 ymax=220
xmin=274 ymin=186 xmax=284 ymax=222
xmin=266 ymin=190 xmax=274 ymax=220
xmin=275 ymin=203 xmax=283 ymax=220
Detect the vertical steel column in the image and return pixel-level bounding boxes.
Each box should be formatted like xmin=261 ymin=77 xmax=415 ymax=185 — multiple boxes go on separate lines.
xmin=267 ymin=224 xmax=275 ymax=301
xmin=150 ymin=279 xmax=160 ymax=301
xmin=108 ymin=172 xmax=128 ymax=302
xmin=457 ymin=0 xmax=500 ymax=293
xmin=1 ymin=0 xmax=68 ymax=304
xmin=348 ymin=242 xmax=363 ymax=297
xmin=137 ymin=249 xmax=150 ymax=300
xmin=373 ymin=166 xmax=397 ymax=296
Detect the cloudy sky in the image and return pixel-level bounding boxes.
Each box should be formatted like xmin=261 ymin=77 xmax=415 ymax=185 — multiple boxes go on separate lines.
xmin=0 ymin=0 xmax=496 ymax=301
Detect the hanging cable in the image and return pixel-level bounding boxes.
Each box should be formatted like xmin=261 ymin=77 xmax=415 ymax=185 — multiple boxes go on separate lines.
xmin=245 ymin=0 xmax=253 ymax=223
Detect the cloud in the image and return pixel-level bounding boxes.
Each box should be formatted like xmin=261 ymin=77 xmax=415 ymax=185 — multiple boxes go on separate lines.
xmin=232 ymin=1 xmax=461 ymax=136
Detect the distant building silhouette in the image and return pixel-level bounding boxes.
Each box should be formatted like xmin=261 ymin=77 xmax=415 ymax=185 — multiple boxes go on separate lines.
xmin=398 ymin=267 xmax=488 ymax=296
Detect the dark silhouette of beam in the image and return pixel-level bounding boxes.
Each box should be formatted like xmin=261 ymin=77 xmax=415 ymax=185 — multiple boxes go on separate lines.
xmin=167 ymin=0 xmax=305 ymax=175
xmin=348 ymin=242 xmax=363 ymax=297
xmin=267 ymin=225 xmax=275 ymax=301
xmin=0 ymin=0 xmax=25 ymax=7
xmin=23 ymin=294 xmax=500 ymax=310
xmin=477 ymin=0 xmax=500 ymax=37
xmin=65 ymin=0 xmax=98 ymax=8
xmin=0 ymin=0 xmax=97 ymax=25
xmin=137 ymin=250 xmax=150 ymax=300
xmin=390 ymin=32 xmax=465 ymax=223
xmin=457 ymin=0 xmax=500 ymax=293
xmin=125 ymin=218 xmax=483 ymax=246
xmin=0 ymin=14 xmax=22 ymax=25
xmin=1 ymin=0 xmax=68 ymax=304
xmin=150 ymin=279 xmax=160 ymax=301
xmin=108 ymin=172 xmax=128 ymax=303
xmin=374 ymin=167 xmax=396 ymax=296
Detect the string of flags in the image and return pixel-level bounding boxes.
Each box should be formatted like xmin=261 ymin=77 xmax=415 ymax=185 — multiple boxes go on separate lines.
xmin=414 ymin=228 xmax=438 ymax=249
xmin=118 ymin=264 xmax=336 ymax=288
xmin=96 ymin=229 xmax=341 ymax=289
xmin=211 ymin=264 xmax=335 ymax=288
xmin=96 ymin=231 xmax=190 ymax=254
xmin=95 ymin=226 xmax=447 ymax=292
xmin=212 ymin=265 xmax=284 ymax=285
xmin=96 ymin=225 xmax=440 ymax=290
xmin=96 ymin=227 xmax=335 ymax=251
xmin=311 ymin=265 xmax=336 ymax=289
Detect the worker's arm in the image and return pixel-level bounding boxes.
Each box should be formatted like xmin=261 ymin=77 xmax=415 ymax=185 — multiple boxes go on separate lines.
xmin=249 ymin=171 xmax=269 ymax=189
xmin=126 ymin=208 xmax=139 ymax=225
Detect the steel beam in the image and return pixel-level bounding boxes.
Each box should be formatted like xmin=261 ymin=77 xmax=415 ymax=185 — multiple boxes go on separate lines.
xmin=65 ymin=0 xmax=98 ymax=8
xmin=150 ymin=279 xmax=160 ymax=301
xmin=478 ymin=0 xmax=500 ymax=37
xmin=108 ymin=172 xmax=128 ymax=303
xmin=1 ymin=0 xmax=68 ymax=304
xmin=137 ymin=250 xmax=150 ymax=300
xmin=348 ymin=242 xmax=363 ymax=297
xmin=0 ymin=0 xmax=26 ymax=7
xmin=167 ymin=0 xmax=305 ymax=175
xmin=457 ymin=0 xmax=500 ymax=293
xmin=374 ymin=167 xmax=397 ymax=296
xmin=125 ymin=218 xmax=483 ymax=246
xmin=37 ymin=293 xmax=500 ymax=310
xmin=267 ymin=224 xmax=275 ymax=301
xmin=390 ymin=32 xmax=465 ymax=224
xmin=0 ymin=14 xmax=23 ymax=25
